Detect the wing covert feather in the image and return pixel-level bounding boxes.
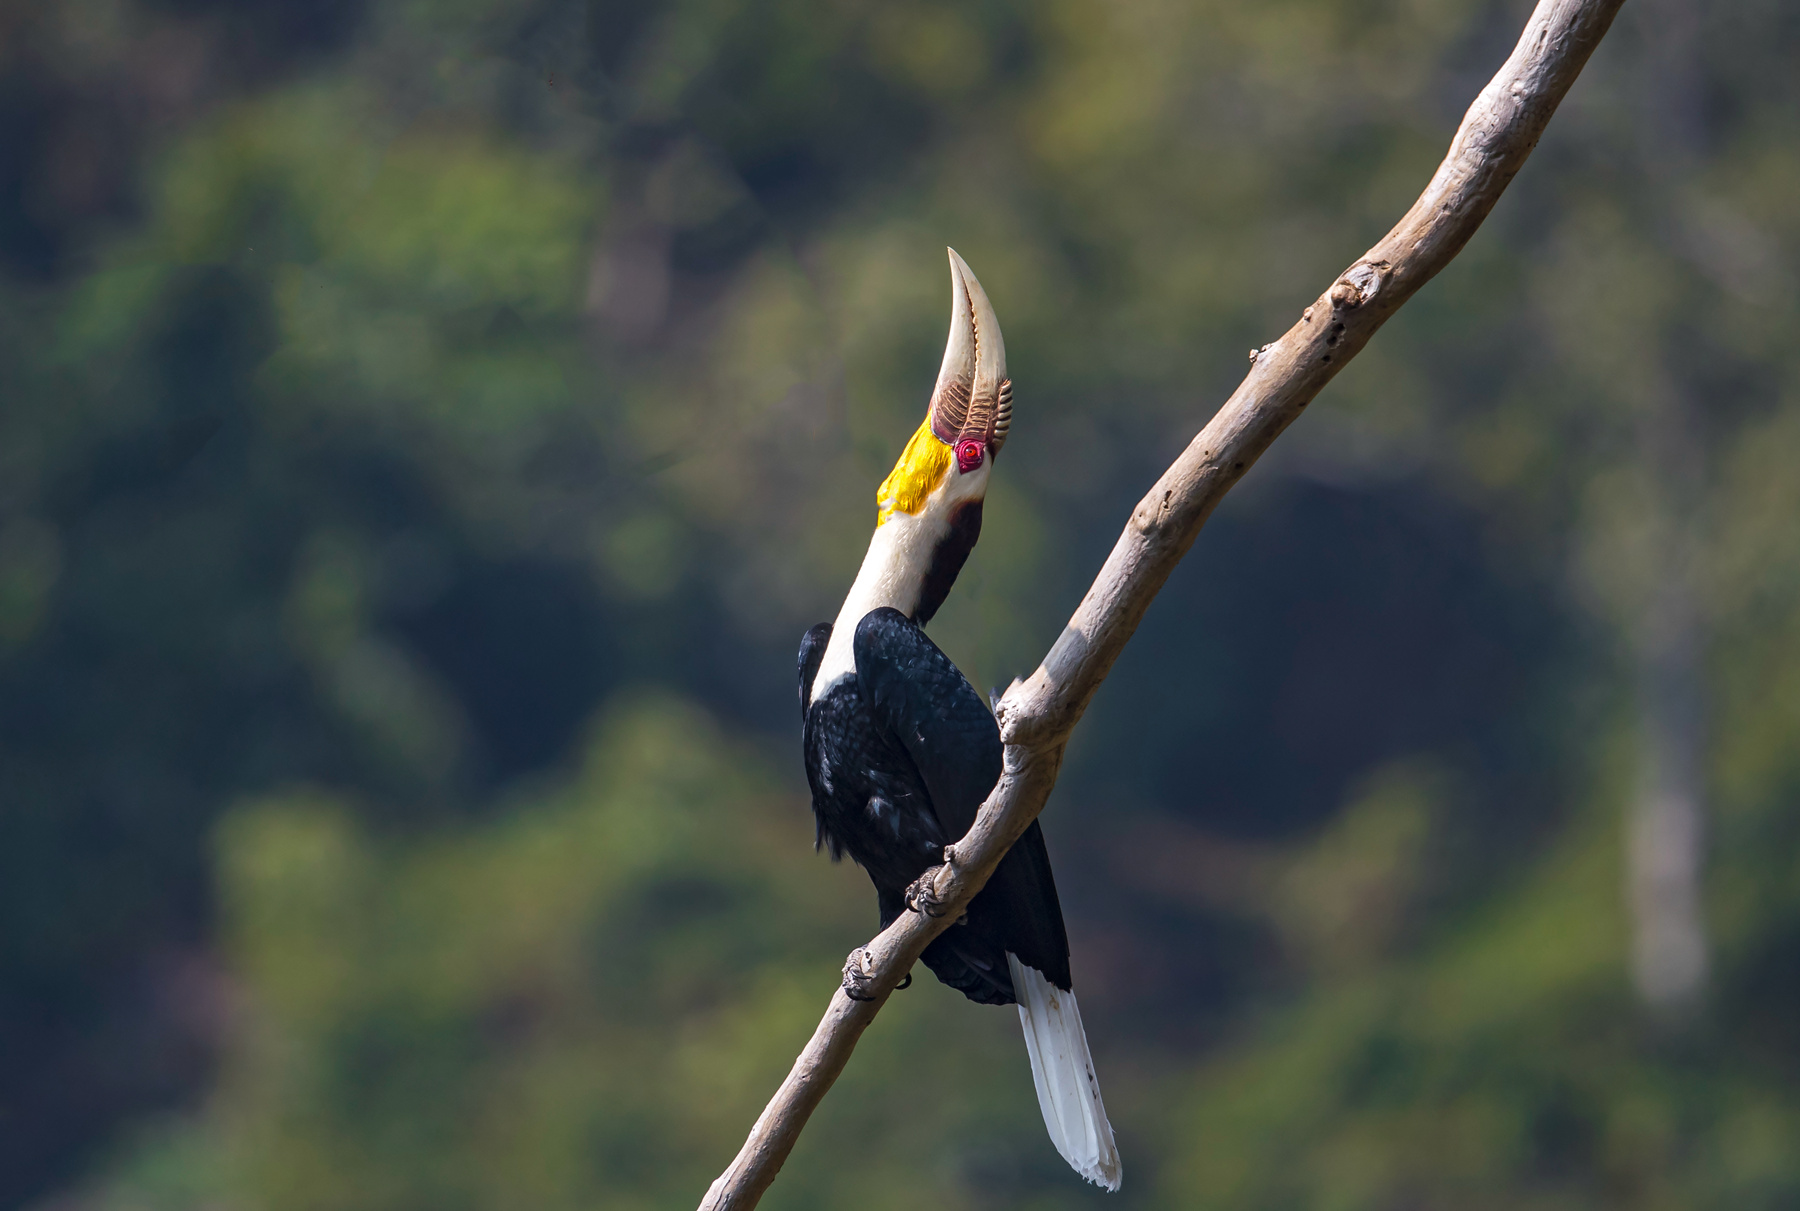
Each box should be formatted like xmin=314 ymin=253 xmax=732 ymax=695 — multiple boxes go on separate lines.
xmin=851 ymin=607 xmax=1001 ymax=840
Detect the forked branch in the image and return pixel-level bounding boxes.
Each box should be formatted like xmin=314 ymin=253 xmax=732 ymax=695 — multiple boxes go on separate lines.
xmin=700 ymin=0 xmax=1627 ymax=1205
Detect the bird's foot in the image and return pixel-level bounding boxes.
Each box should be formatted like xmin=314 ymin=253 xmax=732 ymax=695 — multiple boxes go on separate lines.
xmin=904 ymin=865 xmax=953 ymax=918
xmin=842 ymin=947 xmax=879 ymax=1001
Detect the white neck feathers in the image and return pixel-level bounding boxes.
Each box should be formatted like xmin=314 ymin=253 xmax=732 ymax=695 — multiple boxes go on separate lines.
xmin=811 ymin=458 xmax=990 ymax=695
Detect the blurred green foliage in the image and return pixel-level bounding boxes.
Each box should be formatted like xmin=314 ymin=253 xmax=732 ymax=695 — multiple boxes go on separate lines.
xmin=2 ymin=0 xmax=1799 ymax=1207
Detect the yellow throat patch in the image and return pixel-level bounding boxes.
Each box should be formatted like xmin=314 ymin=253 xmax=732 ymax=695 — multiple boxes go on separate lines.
xmin=876 ymin=419 xmax=952 ymax=526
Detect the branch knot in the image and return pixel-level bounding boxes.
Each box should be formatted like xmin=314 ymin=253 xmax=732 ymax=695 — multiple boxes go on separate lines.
xmin=1329 ymin=260 xmax=1391 ymax=308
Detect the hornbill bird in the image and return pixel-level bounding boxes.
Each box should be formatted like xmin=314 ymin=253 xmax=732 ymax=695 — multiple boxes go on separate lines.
xmin=798 ymin=249 xmax=1121 ymax=1190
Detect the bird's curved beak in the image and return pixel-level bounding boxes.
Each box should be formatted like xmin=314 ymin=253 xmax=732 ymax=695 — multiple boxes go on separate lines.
xmin=929 ymin=248 xmax=1011 ymax=471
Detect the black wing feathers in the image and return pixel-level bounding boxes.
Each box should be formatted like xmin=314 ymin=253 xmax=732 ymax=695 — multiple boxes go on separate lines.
xmin=801 ymin=609 xmax=1074 ymax=1002
xmin=852 ymin=607 xmax=1072 ymax=992
xmin=853 ymin=607 xmax=1000 ymax=841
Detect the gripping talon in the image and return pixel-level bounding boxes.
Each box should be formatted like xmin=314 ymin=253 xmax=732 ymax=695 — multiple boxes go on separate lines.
xmin=905 ymin=865 xmax=951 ymax=918
xmin=842 ymin=947 xmax=879 ymax=1001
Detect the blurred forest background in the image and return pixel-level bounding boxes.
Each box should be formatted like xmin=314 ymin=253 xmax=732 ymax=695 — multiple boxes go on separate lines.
xmin=2 ymin=0 xmax=1798 ymax=1207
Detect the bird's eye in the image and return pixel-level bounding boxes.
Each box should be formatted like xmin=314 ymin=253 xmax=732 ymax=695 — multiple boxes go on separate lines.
xmin=954 ymin=439 xmax=985 ymax=473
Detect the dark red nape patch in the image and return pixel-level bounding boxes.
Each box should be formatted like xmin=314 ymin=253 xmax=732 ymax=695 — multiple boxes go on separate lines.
xmin=915 ymin=500 xmax=984 ymax=625
xmin=955 ymin=439 xmax=985 ymax=474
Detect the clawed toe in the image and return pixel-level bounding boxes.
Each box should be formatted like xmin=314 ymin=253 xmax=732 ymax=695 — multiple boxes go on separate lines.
xmin=842 ymin=949 xmax=914 ymax=999
xmin=842 ymin=947 xmax=878 ymax=1001
xmin=904 ymin=866 xmax=951 ymax=918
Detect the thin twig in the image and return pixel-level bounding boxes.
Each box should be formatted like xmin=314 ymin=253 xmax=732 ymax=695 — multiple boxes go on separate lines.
xmin=699 ymin=0 xmax=1626 ymax=1205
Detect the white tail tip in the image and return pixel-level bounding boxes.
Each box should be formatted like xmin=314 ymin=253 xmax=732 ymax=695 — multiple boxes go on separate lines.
xmin=1009 ymin=954 xmax=1122 ymax=1191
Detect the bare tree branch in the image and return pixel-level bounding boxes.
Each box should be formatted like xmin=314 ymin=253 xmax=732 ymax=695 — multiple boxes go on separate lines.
xmin=700 ymin=0 xmax=1627 ymax=1205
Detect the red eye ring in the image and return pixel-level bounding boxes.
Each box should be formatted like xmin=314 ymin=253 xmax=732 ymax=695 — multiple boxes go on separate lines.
xmin=954 ymin=439 xmax=985 ymax=473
